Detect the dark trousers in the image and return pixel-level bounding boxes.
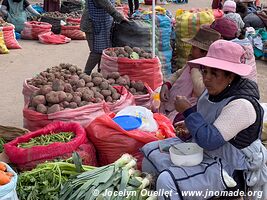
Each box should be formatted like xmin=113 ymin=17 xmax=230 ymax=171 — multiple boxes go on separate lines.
xmin=84 ymin=33 xmax=102 ymax=75
xmin=128 ymin=0 xmax=139 ymax=15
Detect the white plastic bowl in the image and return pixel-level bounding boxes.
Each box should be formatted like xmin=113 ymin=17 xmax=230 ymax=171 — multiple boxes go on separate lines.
xmin=169 ymin=143 xmax=203 ymax=167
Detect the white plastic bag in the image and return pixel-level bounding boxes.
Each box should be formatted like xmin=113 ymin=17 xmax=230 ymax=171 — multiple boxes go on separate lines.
xmin=0 ymin=162 xmax=18 ymax=200
xmin=116 ymin=106 xmax=158 ymax=132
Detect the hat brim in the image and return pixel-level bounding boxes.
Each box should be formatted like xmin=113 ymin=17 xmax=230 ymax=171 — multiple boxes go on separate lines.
xmin=181 ymin=38 xmax=209 ymax=51
xmin=188 ymin=56 xmax=252 ymax=76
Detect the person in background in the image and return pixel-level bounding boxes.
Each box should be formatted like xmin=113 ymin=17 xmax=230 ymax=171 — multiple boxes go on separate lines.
xmin=223 ymin=0 xmax=245 ymax=34
xmin=127 ymin=0 xmax=139 ymax=16
xmin=236 ymin=1 xmax=265 ymax=29
xmin=43 ymin=0 xmax=60 ymax=12
xmin=80 ymin=0 xmax=128 ymax=75
xmin=212 ymin=0 xmax=225 ymax=9
xmin=142 ymin=40 xmax=267 ymax=200
xmin=159 ymin=26 xmax=221 ymax=123
xmin=210 ymin=17 xmax=257 ymax=82
xmin=0 ymin=0 xmax=40 ymax=32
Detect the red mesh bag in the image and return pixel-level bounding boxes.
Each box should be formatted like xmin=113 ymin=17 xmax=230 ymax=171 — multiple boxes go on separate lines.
xmin=4 ymin=121 xmax=97 ymax=170
xmin=2 ymin=24 xmax=21 ymax=49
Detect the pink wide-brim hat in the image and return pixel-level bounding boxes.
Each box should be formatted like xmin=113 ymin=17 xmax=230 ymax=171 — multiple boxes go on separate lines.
xmin=188 ymin=40 xmax=252 ymax=76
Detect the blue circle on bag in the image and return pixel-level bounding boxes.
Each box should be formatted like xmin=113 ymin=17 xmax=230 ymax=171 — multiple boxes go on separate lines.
xmin=113 ymin=115 xmax=142 ymax=131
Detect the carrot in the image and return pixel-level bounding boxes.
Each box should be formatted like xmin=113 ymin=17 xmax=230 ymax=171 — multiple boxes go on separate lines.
xmin=0 ymin=163 xmax=6 ymax=171
xmin=5 ymin=172 xmax=13 ymax=177
xmin=0 ymin=172 xmax=10 ymax=185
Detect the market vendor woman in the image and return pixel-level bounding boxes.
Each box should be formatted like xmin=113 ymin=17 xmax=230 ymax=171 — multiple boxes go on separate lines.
xmin=142 ymin=40 xmax=267 ymax=199
xmin=0 ymin=0 xmax=40 ymax=32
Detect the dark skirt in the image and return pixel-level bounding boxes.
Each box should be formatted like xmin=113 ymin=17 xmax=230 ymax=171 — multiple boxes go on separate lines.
xmin=44 ymin=0 xmax=60 ymax=12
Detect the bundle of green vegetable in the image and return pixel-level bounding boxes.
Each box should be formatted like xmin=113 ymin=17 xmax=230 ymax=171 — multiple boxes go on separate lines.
xmin=60 ymin=154 xmax=155 ymax=200
xmin=17 ymin=154 xmax=95 ymax=200
xmin=17 ymin=131 xmax=74 ymax=148
xmin=0 ymin=138 xmax=5 ymax=153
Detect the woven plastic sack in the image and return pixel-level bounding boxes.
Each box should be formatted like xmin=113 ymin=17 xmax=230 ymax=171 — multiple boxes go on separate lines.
xmin=66 ymin=17 xmax=81 ymax=24
xmin=0 ymin=162 xmax=18 ymax=200
xmin=86 ymin=113 xmax=175 ymax=168
xmin=61 ymin=24 xmax=85 ymax=40
xmin=0 ymin=29 xmax=9 ymax=54
xmin=100 ymin=48 xmax=163 ymax=90
xmin=134 ymin=84 xmax=153 ymax=109
xmin=2 ymin=24 xmax=21 ymax=49
xmin=38 ymin=32 xmax=71 ymax=44
xmin=13 ymin=143 xmax=98 ymax=171
xmin=0 ymin=125 xmax=28 ymax=142
xmin=21 ymin=21 xmax=52 ymax=40
xmin=106 ymin=86 xmax=135 ymax=113
xmin=4 ymin=121 xmax=97 ymax=170
xmin=22 ymin=81 xmax=131 ymax=131
xmin=175 ymin=9 xmax=214 ymax=69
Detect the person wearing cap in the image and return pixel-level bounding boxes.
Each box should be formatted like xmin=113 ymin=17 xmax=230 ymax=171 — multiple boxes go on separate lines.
xmin=141 ymin=40 xmax=267 ymax=199
xmin=159 ymin=26 xmax=221 ymax=123
xmin=210 ymin=17 xmax=257 ymax=83
xmin=223 ymin=0 xmax=245 ymax=34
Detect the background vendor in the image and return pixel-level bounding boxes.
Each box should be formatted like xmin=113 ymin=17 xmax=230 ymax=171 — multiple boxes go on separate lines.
xmin=0 ymin=0 xmax=40 ymax=32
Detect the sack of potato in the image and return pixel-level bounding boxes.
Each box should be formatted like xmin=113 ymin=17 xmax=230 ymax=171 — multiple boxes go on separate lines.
xmin=100 ymin=46 xmax=163 ymax=91
xmin=22 ymin=63 xmax=135 ymax=131
xmin=103 ymin=71 xmax=153 ymax=109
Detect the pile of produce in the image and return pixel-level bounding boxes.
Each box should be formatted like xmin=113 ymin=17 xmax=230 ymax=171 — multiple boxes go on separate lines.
xmin=106 ymin=72 xmax=148 ymax=95
xmin=27 ymin=63 xmax=122 ymax=114
xmin=41 ymin=11 xmax=82 ymax=19
xmin=105 ymin=46 xmax=153 ymax=59
xmin=66 ymin=11 xmax=82 ymax=19
xmin=17 ymin=131 xmax=74 ymax=148
xmin=42 ymin=11 xmax=66 ymax=19
xmin=17 ymin=154 xmax=95 ymax=200
xmin=27 ymin=63 xmax=148 ymax=114
xmin=0 ymin=162 xmax=13 ymax=186
xmin=60 ymin=154 xmax=155 ymax=200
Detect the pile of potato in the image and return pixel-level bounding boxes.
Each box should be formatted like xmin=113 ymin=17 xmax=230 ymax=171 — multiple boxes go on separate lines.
xmin=105 ymin=46 xmax=153 ymax=59
xmin=105 ymin=72 xmax=147 ymax=95
xmin=27 ymin=64 xmax=122 ymax=114
xmin=42 ymin=11 xmax=82 ymax=20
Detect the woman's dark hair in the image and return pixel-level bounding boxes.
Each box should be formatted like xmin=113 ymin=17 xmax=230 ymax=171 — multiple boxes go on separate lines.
xmin=236 ymin=2 xmax=248 ymax=18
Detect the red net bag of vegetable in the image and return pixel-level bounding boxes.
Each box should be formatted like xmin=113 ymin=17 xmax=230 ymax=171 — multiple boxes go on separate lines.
xmin=4 ymin=121 xmax=98 ymax=170
xmin=21 ymin=21 xmax=52 ymax=40
xmin=2 ymin=24 xmax=21 ymax=49
xmin=86 ymin=113 xmax=175 ymax=169
xmin=106 ymin=86 xmax=135 ymax=113
xmin=100 ymin=48 xmax=163 ymax=91
xmin=61 ymin=24 xmax=85 ymax=40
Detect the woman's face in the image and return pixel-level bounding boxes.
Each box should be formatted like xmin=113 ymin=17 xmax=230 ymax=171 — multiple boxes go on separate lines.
xmin=201 ymin=66 xmax=235 ymax=96
xmin=190 ymin=46 xmax=207 ymax=60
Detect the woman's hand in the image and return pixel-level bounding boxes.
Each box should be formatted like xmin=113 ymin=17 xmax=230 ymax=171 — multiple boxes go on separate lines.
xmin=174 ymin=121 xmax=190 ymax=141
xmin=160 ymin=84 xmax=170 ymax=102
xmin=175 ymin=96 xmax=192 ymax=113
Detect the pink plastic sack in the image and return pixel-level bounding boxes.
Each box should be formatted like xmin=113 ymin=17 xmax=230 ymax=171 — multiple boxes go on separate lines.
xmin=134 ymin=83 xmax=153 ymax=109
xmin=107 ymin=86 xmax=135 ymax=113
xmin=100 ymin=48 xmax=163 ymax=90
xmin=4 ymin=121 xmax=98 ymax=170
xmin=38 ymin=32 xmax=71 ymax=44
xmin=86 ymin=113 xmax=175 ymax=168
xmin=2 ymin=24 xmax=21 ymax=49
xmin=61 ymin=25 xmax=85 ymax=40
xmin=21 ymin=21 xmax=52 ymax=40
xmin=66 ymin=17 xmax=81 ymax=24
